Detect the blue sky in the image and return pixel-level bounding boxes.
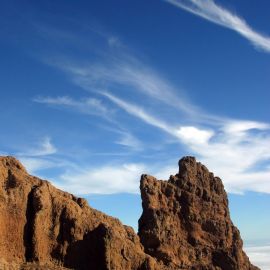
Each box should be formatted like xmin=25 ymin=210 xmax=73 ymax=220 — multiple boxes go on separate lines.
xmin=1 ymin=0 xmax=270 ymax=267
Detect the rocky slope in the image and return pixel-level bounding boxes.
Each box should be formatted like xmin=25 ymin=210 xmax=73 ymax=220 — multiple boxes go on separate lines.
xmin=0 ymin=156 xmax=259 ymax=270
xmin=0 ymin=156 xmax=156 ymax=270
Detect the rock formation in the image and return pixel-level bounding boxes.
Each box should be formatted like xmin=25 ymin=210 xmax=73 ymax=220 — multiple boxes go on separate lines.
xmin=139 ymin=157 xmax=259 ymax=270
xmin=0 ymin=156 xmax=259 ymax=270
xmin=0 ymin=156 xmax=155 ymax=270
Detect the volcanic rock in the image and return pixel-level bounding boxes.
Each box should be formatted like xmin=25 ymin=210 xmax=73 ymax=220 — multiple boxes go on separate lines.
xmin=138 ymin=156 xmax=259 ymax=270
xmin=0 ymin=156 xmax=156 ymax=270
xmin=0 ymin=156 xmax=259 ymax=270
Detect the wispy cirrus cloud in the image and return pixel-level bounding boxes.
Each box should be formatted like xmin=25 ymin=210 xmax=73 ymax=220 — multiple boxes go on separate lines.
xmin=114 ymin=130 xmax=143 ymax=151
xmin=48 ymin=54 xmax=208 ymax=121
xmin=19 ymin=155 xmax=81 ymax=176
xmin=33 ymin=96 xmax=111 ymax=118
xmin=17 ymin=136 xmax=57 ymax=157
xmin=101 ymin=92 xmax=270 ymax=193
xmin=56 ymin=163 xmax=146 ymax=194
xmin=165 ymin=0 xmax=270 ymax=53
xmin=19 ymin=157 xmax=56 ymax=174
xmin=41 ymin=54 xmax=270 ymax=194
xmin=101 ymin=92 xmax=171 ymax=132
xmin=34 ymin=95 xmax=143 ymax=152
xmin=15 ymin=137 xmax=58 ymax=174
xmin=34 ymin=27 xmax=270 ymax=194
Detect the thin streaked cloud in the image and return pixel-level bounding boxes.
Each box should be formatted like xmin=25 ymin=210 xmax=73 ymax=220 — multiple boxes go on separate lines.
xmin=114 ymin=130 xmax=143 ymax=151
xmin=56 ymin=163 xmax=146 ymax=194
xmin=165 ymin=0 xmax=270 ymax=53
xmin=33 ymin=96 xmax=111 ymax=118
xmin=33 ymin=26 xmax=270 ymax=195
xmin=16 ymin=137 xmax=57 ymax=157
xmin=102 ymin=92 xmax=270 ymax=194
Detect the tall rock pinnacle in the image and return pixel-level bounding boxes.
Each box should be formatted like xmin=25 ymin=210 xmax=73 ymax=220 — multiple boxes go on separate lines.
xmin=139 ymin=156 xmax=258 ymax=269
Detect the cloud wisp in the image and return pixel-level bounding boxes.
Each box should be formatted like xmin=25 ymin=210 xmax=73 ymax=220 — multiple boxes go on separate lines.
xmin=33 ymin=27 xmax=270 ymax=195
xmin=17 ymin=136 xmax=57 ymax=157
xmin=102 ymin=92 xmax=270 ymax=193
xmin=34 ymin=96 xmax=111 ymax=119
xmin=34 ymin=95 xmax=144 ymax=152
xmin=165 ymin=0 xmax=270 ymax=53
xmin=42 ymin=53 xmax=270 ymax=194
xmin=101 ymin=92 xmax=171 ymax=132
xmin=56 ymin=163 xmax=146 ymax=194
xmin=114 ymin=130 xmax=143 ymax=151
xmin=15 ymin=137 xmax=58 ymax=174
xmin=49 ymin=54 xmax=211 ymax=122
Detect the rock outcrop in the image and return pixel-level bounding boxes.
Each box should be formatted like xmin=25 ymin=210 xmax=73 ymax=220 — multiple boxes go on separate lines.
xmin=139 ymin=157 xmax=258 ymax=270
xmin=0 ymin=156 xmax=156 ymax=270
xmin=0 ymin=156 xmax=259 ymax=269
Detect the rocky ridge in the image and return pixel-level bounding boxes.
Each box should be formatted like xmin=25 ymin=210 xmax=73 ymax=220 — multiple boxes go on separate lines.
xmin=0 ymin=156 xmax=259 ymax=269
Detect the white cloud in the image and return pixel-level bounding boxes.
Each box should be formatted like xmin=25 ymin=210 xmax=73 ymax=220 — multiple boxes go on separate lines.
xmin=56 ymin=163 xmax=146 ymax=194
xmin=41 ymin=83 xmax=270 ymax=195
xmin=29 ymin=92 xmax=270 ymax=195
xmin=115 ymin=131 xmax=143 ymax=151
xmin=244 ymin=245 xmax=270 ymax=270
xmin=52 ymin=159 xmax=178 ymax=195
xmin=38 ymin=137 xmax=57 ymax=156
xmin=18 ymin=155 xmax=82 ymax=178
xmin=37 ymin=30 xmax=270 ymax=195
xmin=34 ymin=95 xmax=144 ymax=151
xmin=19 ymin=157 xmax=56 ymax=174
xmin=45 ymin=34 xmax=229 ymax=126
xmin=17 ymin=137 xmax=57 ymax=157
xmin=107 ymin=61 xmax=198 ymax=116
xmin=101 ymin=92 xmax=171 ymax=132
xmin=13 ymin=137 xmax=58 ymax=175
xmin=165 ymin=0 xmax=270 ymax=53
xmin=176 ymin=126 xmax=214 ymax=144
xmin=222 ymin=120 xmax=270 ymax=135
xmin=101 ymin=92 xmax=270 ymax=193
xmin=34 ymin=96 xmax=110 ymax=117
xmin=174 ymin=122 xmax=270 ymax=193
xmin=49 ymin=54 xmax=205 ymax=120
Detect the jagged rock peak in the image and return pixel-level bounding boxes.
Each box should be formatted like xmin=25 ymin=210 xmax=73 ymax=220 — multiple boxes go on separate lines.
xmin=139 ymin=156 xmax=259 ymax=270
xmin=173 ymin=156 xmax=225 ymax=197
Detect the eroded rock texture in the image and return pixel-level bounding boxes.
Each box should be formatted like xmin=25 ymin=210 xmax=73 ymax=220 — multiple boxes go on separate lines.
xmin=0 ymin=156 xmax=156 ymax=270
xmin=0 ymin=156 xmax=259 ymax=270
xmin=138 ymin=156 xmax=259 ymax=270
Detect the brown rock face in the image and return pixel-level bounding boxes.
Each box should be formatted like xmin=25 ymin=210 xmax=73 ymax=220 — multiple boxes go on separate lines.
xmin=0 ymin=156 xmax=156 ymax=270
xmin=138 ymin=156 xmax=259 ymax=270
xmin=0 ymin=156 xmax=259 ymax=270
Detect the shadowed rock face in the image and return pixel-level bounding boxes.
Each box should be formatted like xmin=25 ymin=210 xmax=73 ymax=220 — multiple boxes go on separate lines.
xmin=0 ymin=156 xmax=259 ymax=270
xmin=0 ymin=156 xmax=156 ymax=270
xmin=138 ymin=156 xmax=259 ymax=270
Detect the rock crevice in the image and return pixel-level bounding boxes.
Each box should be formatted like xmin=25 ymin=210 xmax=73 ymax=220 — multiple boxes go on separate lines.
xmin=24 ymin=185 xmax=39 ymax=262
